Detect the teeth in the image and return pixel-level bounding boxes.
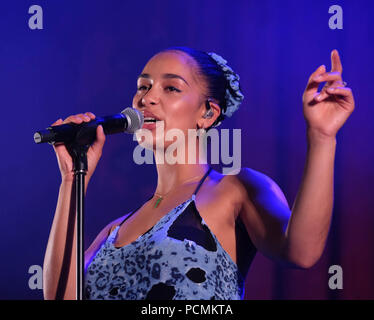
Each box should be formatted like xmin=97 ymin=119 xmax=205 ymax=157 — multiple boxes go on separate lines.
xmin=144 ymin=117 xmax=158 ymax=123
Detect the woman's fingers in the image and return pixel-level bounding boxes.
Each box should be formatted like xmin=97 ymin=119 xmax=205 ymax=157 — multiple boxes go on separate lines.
xmin=51 ymin=118 xmax=64 ymax=126
xmin=310 ymin=70 xmax=345 ymax=102
xmin=84 ymin=112 xmax=96 ymax=119
xmin=59 ymin=113 xmax=95 ymax=125
xmin=313 ymin=71 xmax=342 ymax=84
xmin=51 ymin=113 xmax=96 ymax=126
xmin=50 ymin=113 xmax=97 ymax=150
xmin=50 ymin=112 xmax=103 ymax=152
xmin=330 ymin=49 xmax=343 ymax=74
xmin=314 ymin=79 xmax=346 ymax=101
xmin=90 ymin=125 xmax=106 ymax=155
xmin=305 ymin=65 xmax=326 ymax=93
xmin=326 ymin=86 xmax=351 ymax=96
xmin=314 ymin=90 xmax=330 ymax=102
xmin=310 ymin=64 xmax=326 ymax=81
xmin=49 ymin=112 xmax=104 ymax=181
xmin=305 ymin=50 xmax=344 ymax=100
xmin=314 ymin=86 xmax=353 ymax=104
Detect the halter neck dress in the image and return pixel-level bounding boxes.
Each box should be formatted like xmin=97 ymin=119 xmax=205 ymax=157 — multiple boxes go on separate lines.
xmin=84 ymin=167 xmax=257 ymax=300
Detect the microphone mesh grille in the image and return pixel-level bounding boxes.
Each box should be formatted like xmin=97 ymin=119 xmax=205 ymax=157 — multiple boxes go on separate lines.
xmin=121 ymin=108 xmax=144 ymax=133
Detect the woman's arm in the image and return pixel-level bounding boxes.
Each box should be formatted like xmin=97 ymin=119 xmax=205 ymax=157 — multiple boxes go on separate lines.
xmin=238 ymin=133 xmax=336 ymax=268
xmin=238 ymin=50 xmax=354 ymax=268
xmin=43 ymin=113 xmax=106 ymax=299
xmin=43 ymin=178 xmax=78 ymax=300
xmin=284 ymin=131 xmax=336 ymax=267
xmin=238 ymin=134 xmax=335 ymax=269
xmin=286 ymin=49 xmax=354 ymax=267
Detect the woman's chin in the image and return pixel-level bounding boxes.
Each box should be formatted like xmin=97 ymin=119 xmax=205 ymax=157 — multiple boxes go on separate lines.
xmin=135 ymin=128 xmax=162 ymax=151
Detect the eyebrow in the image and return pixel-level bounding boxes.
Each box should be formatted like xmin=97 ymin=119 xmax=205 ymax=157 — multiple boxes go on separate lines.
xmin=137 ymin=73 xmax=190 ymax=86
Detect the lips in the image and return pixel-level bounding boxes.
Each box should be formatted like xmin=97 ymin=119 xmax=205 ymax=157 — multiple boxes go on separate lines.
xmin=142 ymin=111 xmax=161 ymax=122
xmin=141 ymin=111 xmax=162 ymax=130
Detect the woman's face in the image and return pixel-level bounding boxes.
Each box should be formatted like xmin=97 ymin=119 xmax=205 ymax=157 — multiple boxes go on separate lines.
xmin=132 ymin=51 xmax=207 ymax=150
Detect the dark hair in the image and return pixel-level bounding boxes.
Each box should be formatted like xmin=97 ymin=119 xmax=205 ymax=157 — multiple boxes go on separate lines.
xmin=160 ymin=46 xmax=235 ymax=127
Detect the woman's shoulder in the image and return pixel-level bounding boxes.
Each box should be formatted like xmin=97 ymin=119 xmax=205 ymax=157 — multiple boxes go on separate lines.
xmin=217 ymin=166 xmax=274 ymax=190
xmin=218 ymin=167 xmax=289 ymax=208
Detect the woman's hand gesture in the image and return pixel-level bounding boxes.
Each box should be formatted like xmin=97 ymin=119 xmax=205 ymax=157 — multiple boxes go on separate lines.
xmin=51 ymin=112 xmax=106 ymax=183
xmin=302 ymin=49 xmax=355 ymax=140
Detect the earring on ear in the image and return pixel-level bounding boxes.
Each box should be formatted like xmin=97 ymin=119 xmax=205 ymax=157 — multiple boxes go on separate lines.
xmin=203 ymin=99 xmax=214 ymax=118
xmin=197 ymin=126 xmax=206 ymax=138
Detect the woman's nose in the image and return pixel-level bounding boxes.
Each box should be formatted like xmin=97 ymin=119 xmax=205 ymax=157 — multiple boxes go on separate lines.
xmin=141 ymin=89 xmax=159 ymax=106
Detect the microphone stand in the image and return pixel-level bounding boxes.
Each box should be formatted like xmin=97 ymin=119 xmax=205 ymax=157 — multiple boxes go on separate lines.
xmin=69 ymin=143 xmax=88 ymax=301
xmin=63 ymin=123 xmax=97 ymax=300
xmin=67 ymin=143 xmax=88 ymax=300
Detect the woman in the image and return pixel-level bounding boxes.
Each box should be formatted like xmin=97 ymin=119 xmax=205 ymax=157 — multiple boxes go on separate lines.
xmin=43 ymin=46 xmax=355 ymax=300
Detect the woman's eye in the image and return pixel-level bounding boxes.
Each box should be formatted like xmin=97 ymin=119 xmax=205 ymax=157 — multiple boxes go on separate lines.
xmin=137 ymin=85 xmax=149 ymax=91
xmin=137 ymin=85 xmax=181 ymax=92
xmin=166 ymin=86 xmax=181 ymax=92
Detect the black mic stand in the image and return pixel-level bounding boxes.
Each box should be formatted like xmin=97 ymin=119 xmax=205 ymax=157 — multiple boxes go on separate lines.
xmin=65 ymin=126 xmax=96 ymax=300
xmin=68 ymin=143 xmax=89 ymax=300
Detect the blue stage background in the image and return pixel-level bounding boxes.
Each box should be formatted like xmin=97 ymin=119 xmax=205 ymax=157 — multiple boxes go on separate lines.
xmin=0 ymin=0 xmax=373 ymax=299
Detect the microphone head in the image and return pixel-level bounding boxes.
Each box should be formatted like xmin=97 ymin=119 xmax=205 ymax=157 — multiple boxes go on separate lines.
xmin=121 ymin=108 xmax=144 ymax=133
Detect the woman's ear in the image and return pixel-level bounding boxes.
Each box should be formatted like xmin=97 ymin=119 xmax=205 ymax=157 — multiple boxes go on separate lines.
xmin=197 ymin=100 xmax=221 ymax=129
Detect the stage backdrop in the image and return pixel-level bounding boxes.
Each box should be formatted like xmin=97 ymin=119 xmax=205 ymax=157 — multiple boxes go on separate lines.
xmin=0 ymin=0 xmax=373 ymax=299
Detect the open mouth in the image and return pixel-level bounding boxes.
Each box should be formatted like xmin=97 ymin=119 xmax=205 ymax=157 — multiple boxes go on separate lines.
xmin=143 ymin=117 xmax=161 ymax=123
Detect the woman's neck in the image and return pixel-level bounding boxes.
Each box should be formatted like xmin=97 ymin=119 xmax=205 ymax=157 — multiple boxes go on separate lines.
xmin=154 ymin=163 xmax=210 ymax=195
xmin=153 ymin=134 xmax=209 ymax=194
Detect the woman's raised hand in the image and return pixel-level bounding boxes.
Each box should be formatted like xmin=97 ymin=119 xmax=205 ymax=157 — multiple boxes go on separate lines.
xmin=51 ymin=112 xmax=106 ymax=183
xmin=302 ymin=49 xmax=355 ymax=140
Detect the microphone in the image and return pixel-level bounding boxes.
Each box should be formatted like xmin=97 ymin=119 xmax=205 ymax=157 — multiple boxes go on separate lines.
xmin=33 ymin=107 xmax=144 ymax=145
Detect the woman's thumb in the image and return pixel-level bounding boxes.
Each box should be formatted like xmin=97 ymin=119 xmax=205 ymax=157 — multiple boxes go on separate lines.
xmin=91 ymin=125 xmax=106 ymax=153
